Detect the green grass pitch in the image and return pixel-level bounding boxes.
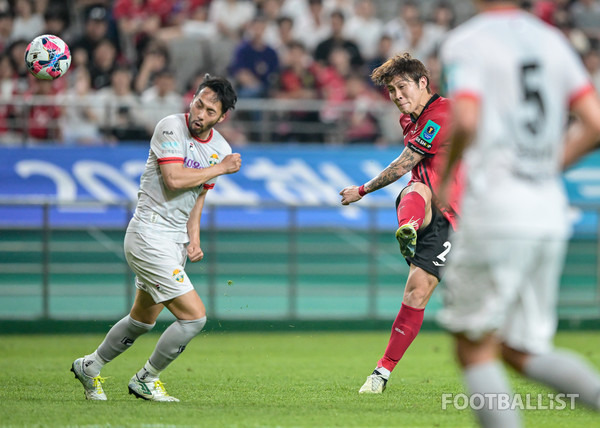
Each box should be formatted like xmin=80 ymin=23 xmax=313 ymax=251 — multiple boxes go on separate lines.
xmin=1 ymin=331 xmax=599 ymax=427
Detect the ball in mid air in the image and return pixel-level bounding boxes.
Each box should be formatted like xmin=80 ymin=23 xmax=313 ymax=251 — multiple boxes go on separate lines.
xmin=25 ymin=34 xmax=71 ymax=80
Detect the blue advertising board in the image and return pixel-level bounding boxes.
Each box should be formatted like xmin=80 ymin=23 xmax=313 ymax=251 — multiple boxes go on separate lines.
xmin=1 ymin=145 xmax=599 ymax=234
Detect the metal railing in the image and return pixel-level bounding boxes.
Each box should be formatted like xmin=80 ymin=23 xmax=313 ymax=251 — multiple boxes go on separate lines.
xmin=1 ymin=199 xmax=599 ymax=321
xmin=0 ymin=96 xmax=398 ymax=145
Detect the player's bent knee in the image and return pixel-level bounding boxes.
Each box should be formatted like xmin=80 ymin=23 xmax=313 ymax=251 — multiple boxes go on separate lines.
xmin=177 ymin=316 xmax=207 ymax=338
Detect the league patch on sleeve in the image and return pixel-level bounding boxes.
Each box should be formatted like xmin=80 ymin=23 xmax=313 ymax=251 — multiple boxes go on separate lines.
xmin=415 ymin=120 xmax=441 ymax=150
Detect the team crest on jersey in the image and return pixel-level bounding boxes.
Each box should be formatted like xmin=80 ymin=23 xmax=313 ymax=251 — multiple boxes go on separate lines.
xmin=208 ymin=154 xmax=219 ymax=166
xmin=172 ymin=269 xmax=185 ymax=283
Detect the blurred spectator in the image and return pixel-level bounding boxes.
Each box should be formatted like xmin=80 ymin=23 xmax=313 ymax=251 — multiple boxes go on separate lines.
xmin=260 ymin=0 xmax=284 ymax=49
xmin=293 ymin=0 xmax=331 ymax=53
xmin=425 ymin=49 xmax=442 ymax=94
xmin=43 ymin=7 xmax=74 ymax=42
xmin=367 ymin=34 xmax=394 ymax=78
xmin=229 ymin=14 xmax=280 ymax=99
xmin=344 ymin=0 xmax=383 ymax=61
xmin=208 ymin=0 xmax=256 ymax=75
xmin=342 ymin=72 xmax=381 ymax=144
xmin=0 ymin=9 xmax=14 ymax=53
xmin=314 ymin=9 xmax=363 ymax=67
xmin=269 ymin=15 xmax=295 ymax=61
xmin=10 ymin=0 xmax=44 ymax=41
xmin=571 ymin=0 xmax=600 ymax=40
xmin=112 ymin=0 xmax=174 ymax=65
xmin=583 ymin=47 xmax=600 ymax=91
xmin=429 ymin=1 xmax=456 ymax=32
xmin=133 ymin=39 xmax=170 ymax=93
xmin=395 ymin=15 xmax=445 ymax=62
xmin=95 ymin=65 xmax=148 ymax=141
xmin=70 ymin=5 xmax=114 ymax=66
xmin=7 ymin=39 xmax=30 ymax=88
xmin=273 ymin=40 xmax=322 ymax=142
xmin=139 ymin=68 xmax=183 ymax=135
xmin=0 ymin=52 xmax=20 ymax=145
xmin=158 ymin=4 xmax=216 ymax=41
xmin=383 ymin=0 xmax=421 ymax=54
xmin=315 ymin=46 xmax=351 ymax=127
xmin=23 ymin=78 xmax=62 ymax=142
xmin=59 ymin=67 xmax=102 ymax=145
xmin=554 ymin=7 xmax=591 ymax=53
xmin=280 ymin=0 xmax=309 ymax=23
xmin=88 ymin=38 xmax=118 ymax=89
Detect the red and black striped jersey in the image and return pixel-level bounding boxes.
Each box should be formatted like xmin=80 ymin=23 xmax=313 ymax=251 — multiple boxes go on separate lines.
xmin=399 ymin=94 xmax=463 ymax=230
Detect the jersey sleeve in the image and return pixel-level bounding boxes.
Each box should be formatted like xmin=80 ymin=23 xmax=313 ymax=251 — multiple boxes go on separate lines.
xmin=203 ymin=139 xmax=232 ymax=190
xmin=557 ymin=36 xmax=595 ymax=107
xmin=150 ymin=115 xmax=186 ymax=165
xmin=440 ymin=35 xmax=484 ymax=102
xmin=407 ymin=107 xmax=451 ymax=157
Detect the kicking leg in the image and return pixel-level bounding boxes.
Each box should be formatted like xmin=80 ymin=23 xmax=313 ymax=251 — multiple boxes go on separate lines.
xmin=359 ymin=266 xmax=436 ymax=394
xmin=395 ymin=183 xmax=432 ymax=258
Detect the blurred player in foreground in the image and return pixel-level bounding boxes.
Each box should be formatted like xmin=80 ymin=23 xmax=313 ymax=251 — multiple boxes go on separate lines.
xmin=339 ymin=53 xmax=462 ymax=394
xmin=71 ymin=74 xmax=241 ymax=402
xmin=439 ymin=1 xmax=600 ymax=426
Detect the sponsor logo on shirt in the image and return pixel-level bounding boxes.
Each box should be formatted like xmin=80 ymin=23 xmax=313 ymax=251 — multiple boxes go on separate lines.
xmin=183 ymin=157 xmax=204 ymax=169
xmin=161 ymin=141 xmax=178 ymax=149
xmin=172 ymin=269 xmax=185 ymax=283
xmin=162 ymin=130 xmax=174 ymax=135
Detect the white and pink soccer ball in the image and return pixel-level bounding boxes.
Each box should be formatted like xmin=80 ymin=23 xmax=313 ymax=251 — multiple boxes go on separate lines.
xmin=25 ymin=34 xmax=71 ymax=80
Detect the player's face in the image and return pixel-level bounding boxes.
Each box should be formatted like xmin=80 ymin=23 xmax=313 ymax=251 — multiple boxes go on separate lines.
xmin=387 ymin=75 xmax=427 ymax=115
xmin=188 ymin=87 xmax=225 ymax=139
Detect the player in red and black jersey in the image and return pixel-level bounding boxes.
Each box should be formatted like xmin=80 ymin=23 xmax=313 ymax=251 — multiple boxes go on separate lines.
xmin=340 ymin=53 xmax=463 ymax=394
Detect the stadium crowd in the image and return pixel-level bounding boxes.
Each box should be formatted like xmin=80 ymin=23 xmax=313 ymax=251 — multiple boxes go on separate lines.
xmin=0 ymin=0 xmax=599 ymax=145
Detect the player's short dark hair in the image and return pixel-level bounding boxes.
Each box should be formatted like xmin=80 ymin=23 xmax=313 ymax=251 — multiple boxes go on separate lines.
xmin=370 ymin=52 xmax=430 ymax=92
xmin=195 ymin=74 xmax=238 ymax=113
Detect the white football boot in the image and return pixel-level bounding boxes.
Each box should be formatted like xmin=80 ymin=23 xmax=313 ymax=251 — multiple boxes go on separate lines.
xmin=71 ymin=357 xmax=107 ymax=400
xmin=128 ymin=374 xmax=180 ymax=402
xmin=359 ymin=371 xmax=388 ymax=394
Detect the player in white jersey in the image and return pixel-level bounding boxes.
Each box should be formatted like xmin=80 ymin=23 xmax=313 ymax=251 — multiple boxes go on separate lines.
xmin=71 ymin=75 xmax=242 ymax=402
xmin=438 ymin=2 xmax=600 ymax=427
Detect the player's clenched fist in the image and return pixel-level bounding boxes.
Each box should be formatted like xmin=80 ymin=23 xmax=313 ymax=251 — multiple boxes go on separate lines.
xmin=187 ymin=242 xmax=204 ymax=262
xmin=220 ymin=153 xmax=242 ymax=174
xmin=339 ymin=185 xmax=362 ymax=205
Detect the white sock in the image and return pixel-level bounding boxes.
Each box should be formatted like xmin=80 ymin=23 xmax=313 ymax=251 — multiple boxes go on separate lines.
xmin=83 ymin=350 xmax=107 ymax=377
xmin=137 ymin=361 xmax=162 ymax=382
xmin=375 ymin=366 xmax=391 ymax=379
xmin=464 ymin=360 xmax=522 ymax=428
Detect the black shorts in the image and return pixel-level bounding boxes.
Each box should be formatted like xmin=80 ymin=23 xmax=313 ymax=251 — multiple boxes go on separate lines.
xmin=395 ymin=193 xmax=453 ymax=281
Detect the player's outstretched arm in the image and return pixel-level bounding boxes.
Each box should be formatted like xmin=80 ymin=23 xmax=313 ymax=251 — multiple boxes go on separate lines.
xmin=160 ymin=153 xmax=242 ymax=191
xmin=339 ymin=147 xmax=424 ymax=205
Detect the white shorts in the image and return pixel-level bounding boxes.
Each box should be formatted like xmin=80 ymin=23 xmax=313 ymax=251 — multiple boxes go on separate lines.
xmin=437 ymin=229 xmax=566 ymax=354
xmin=124 ymin=231 xmax=194 ymax=303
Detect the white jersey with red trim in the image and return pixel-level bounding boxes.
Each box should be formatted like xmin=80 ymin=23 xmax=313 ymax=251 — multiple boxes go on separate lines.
xmin=441 ymin=9 xmax=594 ymax=237
xmin=127 ymin=113 xmax=232 ymax=242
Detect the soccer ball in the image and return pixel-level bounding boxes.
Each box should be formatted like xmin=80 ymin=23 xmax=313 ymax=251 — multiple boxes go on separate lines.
xmin=25 ymin=34 xmax=71 ymax=80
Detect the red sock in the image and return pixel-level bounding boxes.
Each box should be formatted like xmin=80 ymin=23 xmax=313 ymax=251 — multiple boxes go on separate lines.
xmin=377 ymin=303 xmax=425 ymax=372
xmin=397 ymin=192 xmax=425 ymax=229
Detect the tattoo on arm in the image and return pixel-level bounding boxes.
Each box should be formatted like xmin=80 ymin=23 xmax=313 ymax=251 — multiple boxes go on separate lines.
xmin=365 ymin=148 xmax=424 ymax=193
